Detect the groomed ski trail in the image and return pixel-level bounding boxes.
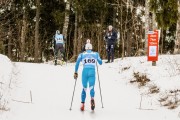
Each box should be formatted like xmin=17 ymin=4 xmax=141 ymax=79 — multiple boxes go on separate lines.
xmin=5 ymin=61 xmax=179 ymax=120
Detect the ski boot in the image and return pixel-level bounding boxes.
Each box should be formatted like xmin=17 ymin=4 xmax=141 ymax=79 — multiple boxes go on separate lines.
xmin=80 ymin=102 xmax=85 ymax=111
xmin=105 ymin=60 xmax=110 ymax=63
xmin=54 ymin=56 xmax=57 ymax=65
xmin=91 ymin=98 xmax=95 ymax=110
xmin=54 ymin=59 xmax=57 ymax=65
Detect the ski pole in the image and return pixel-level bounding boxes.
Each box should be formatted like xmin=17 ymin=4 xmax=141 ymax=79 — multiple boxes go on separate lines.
xmin=65 ymin=45 xmax=67 ymax=66
xmin=96 ymin=62 xmax=104 ymax=108
xmin=69 ymin=78 xmax=77 ymax=110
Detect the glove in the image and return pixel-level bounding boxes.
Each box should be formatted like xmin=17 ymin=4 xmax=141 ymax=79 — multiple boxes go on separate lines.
xmin=74 ymin=72 xmax=78 ymax=79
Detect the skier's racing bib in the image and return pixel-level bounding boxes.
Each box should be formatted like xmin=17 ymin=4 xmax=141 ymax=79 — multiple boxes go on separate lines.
xmin=82 ymin=57 xmax=96 ymax=66
xmin=82 ymin=53 xmax=96 ymax=66
xmin=55 ymin=34 xmax=64 ymax=44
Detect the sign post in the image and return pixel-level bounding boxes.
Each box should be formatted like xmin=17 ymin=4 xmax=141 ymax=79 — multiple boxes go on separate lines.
xmin=147 ymin=30 xmax=159 ymax=66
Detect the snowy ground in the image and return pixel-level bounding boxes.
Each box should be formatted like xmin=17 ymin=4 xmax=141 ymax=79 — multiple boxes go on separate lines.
xmin=1 ymin=54 xmax=180 ymax=120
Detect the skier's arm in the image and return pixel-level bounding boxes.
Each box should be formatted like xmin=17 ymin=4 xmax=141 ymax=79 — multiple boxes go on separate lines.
xmin=75 ymin=54 xmax=82 ymax=73
xmin=96 ymin=53 xmax=102 ymax=65
xmin=105 ymin=33 xmax=108 ymax=39
xmin=111 ymin=31 xmax=117 ymax=42
xmin=52 ymin=35 xmax=55 ymax=49
xmin=54 ymin=34 xmax=57 ymax=41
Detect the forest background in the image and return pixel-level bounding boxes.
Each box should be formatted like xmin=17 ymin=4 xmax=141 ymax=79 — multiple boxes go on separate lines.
xmin=0 ymin=0 xmax=180 ymax=62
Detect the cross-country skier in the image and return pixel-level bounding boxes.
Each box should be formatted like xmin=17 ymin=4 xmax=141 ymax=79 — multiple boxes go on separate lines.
xmin=74 ymin=43 xmax=102 ymax=111
xmin=53 ymin=30 xmax=66 ymax=65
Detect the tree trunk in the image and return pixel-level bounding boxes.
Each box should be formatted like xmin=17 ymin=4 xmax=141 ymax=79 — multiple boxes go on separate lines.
xmin=20 ymin=6 xmax=27 ymax=61
xmin=34 ymin=0 xmax=40 ymax=62
xmin=145 ymin=0 xmax=149 ymax=54
xmin=77 ymin=13 xmax=82 ymax=54
xmin=121 ymin=0 xmax=124 ymax=59
xmin=62 ymin=0 xmax=70 ymax=39
xmin=71 ymin=10 xmax=78 ymax=61
xmin=161 ymin=29 xmax=164 ymax=54
xmin=62 ymin=0 xmax=71 ymax=61
xmin=174 ymin=0 xmax=180 ymax=54
xmin=8 ymin=28 xmax=12 ymax=59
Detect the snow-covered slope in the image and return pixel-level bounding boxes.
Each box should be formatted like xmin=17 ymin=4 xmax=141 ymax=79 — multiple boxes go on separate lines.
xmin=0 ymin=54 xmax=13 ymax=113
xmin=1 ymin=54 xmax=180 ymax=120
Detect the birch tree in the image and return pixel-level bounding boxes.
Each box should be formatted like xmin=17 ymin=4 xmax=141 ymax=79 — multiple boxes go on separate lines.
xmin=20 ymin=3 xmax=27 ymax=61
xmin=62 ymin=0 xmax=71 ymax=39
xmin=174 ymin=0 xmax=180 ymax=54
xmin=145 ymin=0 xmax=149 ymax=54
xmin=34 ymin=0 xmax=40 ymax=62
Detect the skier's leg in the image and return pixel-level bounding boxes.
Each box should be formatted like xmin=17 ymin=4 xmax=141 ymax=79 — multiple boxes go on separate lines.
xmin=88 ymin=69 xmax=96 ymax=99
xmin=106 ymin=45 xmax=110 ymax=63
xmin=88 ymin=69 xmax=96 ymax=110
xmin=81 ymin=69 xmax=88 ymax=103
xmin=80 ymin=69 xmax=88 ymax=111
xmin=110 ymin=44 xmax=114 ymax=62
xmin=60 ymin=44 xmax=66 ymax=61
xmin=54 ymin=44 xmax=58 ymax=65
xmin=89 ymin=81 xmax=95 ymax=98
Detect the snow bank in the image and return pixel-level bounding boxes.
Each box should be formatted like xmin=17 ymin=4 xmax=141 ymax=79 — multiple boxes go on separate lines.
xmin=118 ymin=55 xmax=180 ymax=110
xmin=0 ymin=54 xmax=13 ymax=110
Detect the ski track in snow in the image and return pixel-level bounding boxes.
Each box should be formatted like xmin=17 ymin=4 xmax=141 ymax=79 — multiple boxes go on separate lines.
xmin=1 ymin=55 xmax=180 ymax=120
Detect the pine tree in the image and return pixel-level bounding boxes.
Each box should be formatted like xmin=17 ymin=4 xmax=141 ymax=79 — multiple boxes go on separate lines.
xmin=149 ymin=0 xmax=178 ymax=54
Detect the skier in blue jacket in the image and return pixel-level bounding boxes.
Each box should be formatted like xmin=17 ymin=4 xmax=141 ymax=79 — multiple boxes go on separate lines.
xmin=74 ymin=42 xmax=102 ymax=111
xmin=53 ymin=30 xmax=66 ymax=65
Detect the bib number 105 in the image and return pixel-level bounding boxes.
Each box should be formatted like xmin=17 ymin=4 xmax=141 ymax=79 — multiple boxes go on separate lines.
xmin=84 ymin=58 xmax=95 ymax=63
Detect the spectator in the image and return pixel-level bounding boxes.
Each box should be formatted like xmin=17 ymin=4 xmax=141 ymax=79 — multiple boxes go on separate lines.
xmin=104 ymin=25 xmax=117 ymax=63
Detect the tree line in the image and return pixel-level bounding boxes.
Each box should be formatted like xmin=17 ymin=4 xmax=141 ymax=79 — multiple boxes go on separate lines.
xmin=0 ymin=0 xmax=179 ymax=62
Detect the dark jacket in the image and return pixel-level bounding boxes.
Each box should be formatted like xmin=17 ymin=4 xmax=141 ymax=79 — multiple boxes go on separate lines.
xmin=105 ymin=29 xmax=117 ymax=45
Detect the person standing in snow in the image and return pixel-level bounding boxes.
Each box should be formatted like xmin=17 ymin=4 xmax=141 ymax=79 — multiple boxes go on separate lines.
xmin=104 ymin=25 xmax=117 ymax=63
xmin=53 ymin=30 xmax=66 ymax=65
xmin=74 ymin=43 xmax=102 ymax=111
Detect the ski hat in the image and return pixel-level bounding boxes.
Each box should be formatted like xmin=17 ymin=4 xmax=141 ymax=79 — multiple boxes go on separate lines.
xmin=56 ymin=30 xmax=60 ymax=34
xmin=86 ymin=39 xmax=90 ymax=43
xmin=85 ymin=43 xmax=92 ymax=50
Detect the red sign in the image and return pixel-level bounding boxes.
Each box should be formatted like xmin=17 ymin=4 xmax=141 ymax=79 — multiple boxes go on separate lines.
xmin=147 ymin=30 xmax=159 ymax=61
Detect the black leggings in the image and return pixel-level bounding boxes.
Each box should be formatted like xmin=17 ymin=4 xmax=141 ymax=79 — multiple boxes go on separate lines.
xmin=55 ymin=43 xmax=66 ymax=60
xmin=106 ymin=44 xmax=114 ymax=62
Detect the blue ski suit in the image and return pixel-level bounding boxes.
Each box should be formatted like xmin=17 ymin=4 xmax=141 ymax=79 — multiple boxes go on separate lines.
xmin=75 ymin=50 xmax=102 ymax=103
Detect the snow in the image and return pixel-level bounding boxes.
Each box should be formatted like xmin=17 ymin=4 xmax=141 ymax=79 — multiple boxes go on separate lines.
xmin=0 ymin=54 xmax=13 ymax=115
xmin=1 ymin=54 xmax=180 ymax=120
xmin=0 ymin=54 xmax=13 ymax=83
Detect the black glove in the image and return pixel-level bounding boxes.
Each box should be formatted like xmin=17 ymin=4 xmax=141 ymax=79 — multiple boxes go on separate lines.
xmin=74 ymin=72 xmax=78 ymax=79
